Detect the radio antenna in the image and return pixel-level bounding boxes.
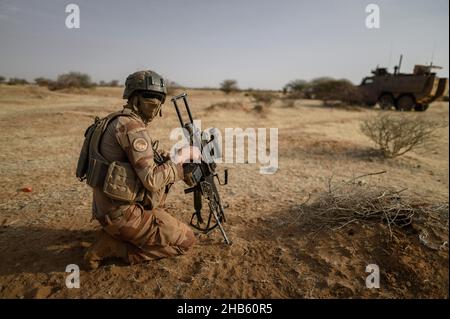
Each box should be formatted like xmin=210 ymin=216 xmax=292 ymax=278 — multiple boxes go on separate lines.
xmin=388 ymin=42 xmax=393 ymax=71
xmin=430 ymin=42 xmax=436 ymax=67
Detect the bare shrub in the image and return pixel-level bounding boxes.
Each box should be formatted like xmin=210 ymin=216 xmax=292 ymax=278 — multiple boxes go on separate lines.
xmin=48 ymin=72 xmax=94 ymax=91
xmin=220 ymin=79 xmax=239 ymax=94
xmin=297 ymin=171 xmax=449 ymax=239
xmin=250 ymin=91 xmax=276 ymax=105
xmin=361 ymin=113 xmax=446 ymax=158
xmin=249 ymin=104 xmax=270 ymax=118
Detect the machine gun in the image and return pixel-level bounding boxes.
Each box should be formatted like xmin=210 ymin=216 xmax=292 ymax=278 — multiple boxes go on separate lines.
xmin=171 ymin=93 xmax=232 ymax=245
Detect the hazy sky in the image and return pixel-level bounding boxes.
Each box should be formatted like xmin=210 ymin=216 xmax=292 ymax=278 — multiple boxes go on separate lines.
xmin=0 ymin=0 xmax=448 ymax=89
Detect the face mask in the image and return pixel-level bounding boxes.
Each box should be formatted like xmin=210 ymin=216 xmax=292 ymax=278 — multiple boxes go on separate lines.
xmin=138 ymin=96 xmax=162 ymax=122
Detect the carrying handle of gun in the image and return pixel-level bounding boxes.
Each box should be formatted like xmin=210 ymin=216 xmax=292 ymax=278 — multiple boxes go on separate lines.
xmin=183 ymin=95 xmax=194 ymax=124
xmin=172 ymin=98 xmax=184 ymax=126
xmin=171 ymin=93 xmax=193 ymax=124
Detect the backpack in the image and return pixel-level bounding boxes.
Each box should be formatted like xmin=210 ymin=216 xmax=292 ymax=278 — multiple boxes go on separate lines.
xmin=76 ymin=109 xmax=146 ymax=203
xmin=76 ymin=110 xmax=132 ymax=184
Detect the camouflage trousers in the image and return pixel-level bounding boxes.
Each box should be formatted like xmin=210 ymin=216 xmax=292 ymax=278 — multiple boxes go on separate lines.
xmin=100 ymin=204 xmax=196 ymax=264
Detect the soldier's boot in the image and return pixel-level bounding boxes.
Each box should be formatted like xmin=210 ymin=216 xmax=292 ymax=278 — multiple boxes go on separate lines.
xmin=84 ymin=230 xmax=129 ymax=270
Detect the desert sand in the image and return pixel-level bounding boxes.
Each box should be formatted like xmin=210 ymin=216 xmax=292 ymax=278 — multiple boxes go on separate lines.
xmin=0 ymin=85 xmax=448 ymax=298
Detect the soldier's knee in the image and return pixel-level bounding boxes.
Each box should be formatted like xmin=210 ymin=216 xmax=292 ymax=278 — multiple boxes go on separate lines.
xmin=179 ymin=229 xmax=196 ymax=252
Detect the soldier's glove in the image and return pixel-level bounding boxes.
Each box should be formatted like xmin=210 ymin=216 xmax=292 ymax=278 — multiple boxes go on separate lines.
xmin=151 ymin=140 xmax=172 ymax=164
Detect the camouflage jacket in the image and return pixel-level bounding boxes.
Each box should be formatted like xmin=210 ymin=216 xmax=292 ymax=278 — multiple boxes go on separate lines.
xmin=92 ymin=109 xmax=183 ymax=219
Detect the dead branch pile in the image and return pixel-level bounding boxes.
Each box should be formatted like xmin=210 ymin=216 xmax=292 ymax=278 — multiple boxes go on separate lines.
xmin=298 ymin=171 xmax=449 ymax=238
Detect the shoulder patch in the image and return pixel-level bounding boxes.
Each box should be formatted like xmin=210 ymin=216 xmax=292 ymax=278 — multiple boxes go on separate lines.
xmin=133 ymin=137 xmax=148 ymax=152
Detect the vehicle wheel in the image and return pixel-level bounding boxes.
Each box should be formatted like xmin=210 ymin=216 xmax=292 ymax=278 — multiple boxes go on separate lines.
xmin=415 ymin=104 xmax=429 ymax=112
xmin=396 ymin=95 xmax=415 ymax=111
xmin=378 ymin=94 xmax=395 ymax=110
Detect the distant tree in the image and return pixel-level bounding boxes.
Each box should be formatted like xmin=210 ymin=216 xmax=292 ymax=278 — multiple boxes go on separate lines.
xmin=283 ymin=79 xmax=309 ymax=94
xmin=304 ymin=77 xmax=335 ymax=99
xmin=165 ymin=79 xmax=182 ymax=95
xmin=165 ymin=80 xmax=181 ymax=88
xmin=309 ymin=77 xmax=335 ymax=85
xmin=48 ymin=72 xmax=94 ymax=90
xmin=7 ymin=78 xmax=28 ymax=85
xmin=34 ymin=77 xmax=52 ymax=87
xmin=220 ymin=79 xmax=239 ymax=94
xmin=314 ymin=79 xmax=362 ymax=105
xmin=108 ymin=80 xmax=119 ymax=87
xmin=98 ymin=80 xmax=107 ymax=87
xmin=283 ymin=76 xmax=364 ymax=104
xmin=0 ymin=76 xmax=5 ymax=84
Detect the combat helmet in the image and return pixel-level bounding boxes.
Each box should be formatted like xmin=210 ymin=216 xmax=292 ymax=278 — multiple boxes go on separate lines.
xmin=123 ymin=70 xmax=167 ymax=102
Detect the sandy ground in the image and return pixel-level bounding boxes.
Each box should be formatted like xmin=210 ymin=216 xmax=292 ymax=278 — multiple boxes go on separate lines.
xmin=0 ymin=85 xmax=448 ymax=298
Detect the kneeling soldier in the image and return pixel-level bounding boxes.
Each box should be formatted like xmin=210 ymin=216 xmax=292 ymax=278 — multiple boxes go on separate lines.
xmin=77 ymin=70 xmax=200 ymax=269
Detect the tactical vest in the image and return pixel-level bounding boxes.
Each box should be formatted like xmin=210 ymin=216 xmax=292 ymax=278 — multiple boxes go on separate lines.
xmin=76 ymin=109 xmax=145 ymax=203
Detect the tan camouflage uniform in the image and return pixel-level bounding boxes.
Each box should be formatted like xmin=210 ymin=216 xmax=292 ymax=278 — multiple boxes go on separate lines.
xmin=89 ymin=110 xmax=196 ymax=265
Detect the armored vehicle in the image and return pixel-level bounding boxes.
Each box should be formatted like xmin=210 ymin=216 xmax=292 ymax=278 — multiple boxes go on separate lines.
xmin=359 ymin=55 xmax=448 ymax=111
